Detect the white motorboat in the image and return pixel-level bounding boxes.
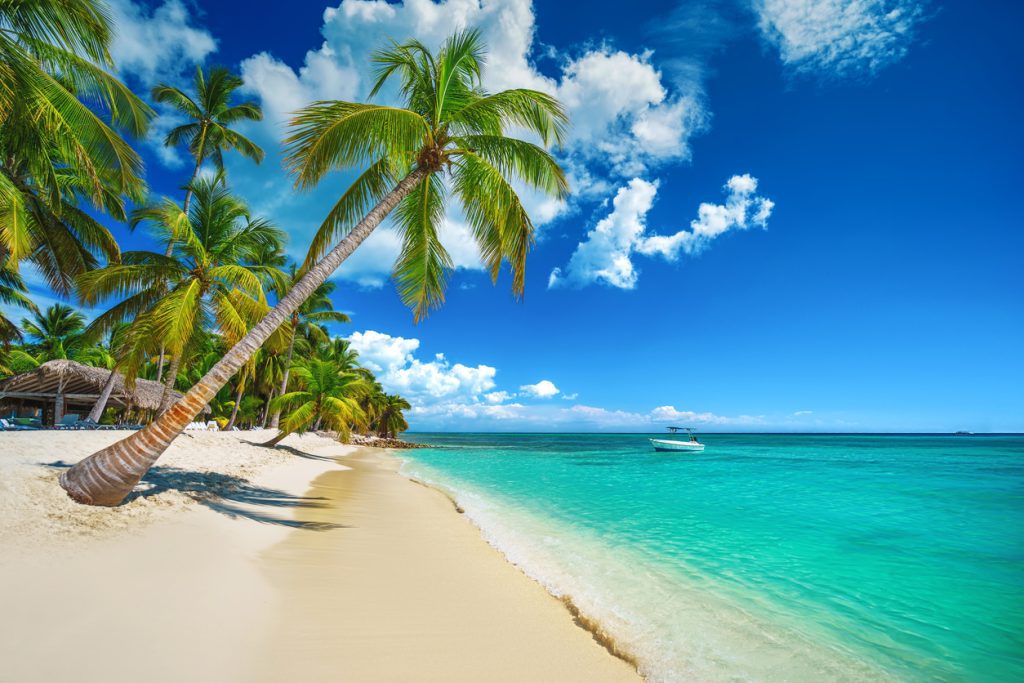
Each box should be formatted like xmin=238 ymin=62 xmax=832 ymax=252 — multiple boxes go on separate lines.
xmin=650 ymin=427 xmax=705 ymax=452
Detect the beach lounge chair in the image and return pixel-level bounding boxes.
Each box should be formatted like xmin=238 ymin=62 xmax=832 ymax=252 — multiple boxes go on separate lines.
xmin=55 ymin=414 xmax=80 ymax=430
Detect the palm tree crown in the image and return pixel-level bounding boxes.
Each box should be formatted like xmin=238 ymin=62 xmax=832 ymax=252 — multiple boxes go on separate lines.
xmin=153 ymin=65 xmax=264 ymax=214
xmin=285 ymin=29 xmax=569 ymax=320
xmin=78 ymin=175 xmax=285 ymax=389
xmin=263 ymin=358 xmax=368 ymax=446
xmin=0 ymin=0 xmax=153 ymax=295
xmin=21 ymin=303 xmax=86 ymax=360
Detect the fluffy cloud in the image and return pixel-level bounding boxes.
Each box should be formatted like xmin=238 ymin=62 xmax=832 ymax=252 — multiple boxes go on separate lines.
xmin=346 ymin=330 xmax=495 ymax=402
xmin=549 ymin=178 xmax=658 ymax=289
xmin=753 ymin=0 xmax=927 ymax=76
xmin=519 ymin=379 xmax=560 ymax=398
xmin=342 ymin=332 xmax=767 ymax=430
xmin=650 ymin=405 xmax=766 ymax=426
xmin=551 ymin=174 xmax=773 ymax=289
xmin=222 ymin=0 xmax=709 ymax=287
xmin=107 ymin=0 xmax=216 ymax=82
xmin=636 ymin=173 xmax=774 ymax=260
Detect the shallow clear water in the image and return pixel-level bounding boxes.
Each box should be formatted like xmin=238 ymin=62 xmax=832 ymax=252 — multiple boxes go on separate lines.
xmin=400 ymin=434 xmax=1024 ymax=682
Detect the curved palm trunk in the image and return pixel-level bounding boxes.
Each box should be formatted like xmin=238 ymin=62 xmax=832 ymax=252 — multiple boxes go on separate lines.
xmin=158 ymin=353 xmax=182 ymax=413
xmin=87 ymin=369 xmax=118 ymax=423
xmin=224 ymin=383 xmax=244 ymax=430
xmin=59 ymin=169 xmax=427 ymax=506
xmin=268 ymin=325 xmax=297 ymax=430
xmin=261 ymin=430 xmax=288 ymax=448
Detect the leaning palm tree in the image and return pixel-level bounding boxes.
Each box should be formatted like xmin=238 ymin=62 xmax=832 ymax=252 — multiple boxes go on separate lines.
xmin=60 ymin=30 xmax=568 ymax=506
xmin=77 ymin=174 xmax=285 ymax=412
xmin=261 ymin=359 xmax=368 ymax=447
xmin=0 ymin=0 xmax=152 ymax=295
xmin=269 ymin=271 xmax=349 ymax=429
xmin=153 ymin=66 xmax=264 ymax=215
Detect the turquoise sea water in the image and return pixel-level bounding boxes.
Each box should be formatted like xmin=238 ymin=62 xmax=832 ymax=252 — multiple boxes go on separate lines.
xmin=399 ymin=434 xmax=1024 ymax=682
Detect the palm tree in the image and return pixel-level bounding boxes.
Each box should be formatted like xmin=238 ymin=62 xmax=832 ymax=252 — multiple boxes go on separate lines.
xmin=0 ymin=0 xmax=152 ymax=295
xmin=153 ymin=66 xmax=264 ymax=217
xmin=269 ymin=271 xmax=349 ymax=429
xmin=77 ymin=174 xmax=285 ymax=412
xmin=0 ymin=257 xmax=37 ymax=343
xmin=21 ymin=303 xmax=86 ymax=360
xmin=261 ymin=358 xmax=368 ymax=447
xmin=373 ymin=392 xmax=411 ymax=439
xmin=60 ymin=30 xmax=568 ymax=506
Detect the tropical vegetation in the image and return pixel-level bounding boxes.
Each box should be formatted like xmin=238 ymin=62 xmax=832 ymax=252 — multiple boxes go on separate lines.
xmin=0 ymin=2 xmax=570 ymax=507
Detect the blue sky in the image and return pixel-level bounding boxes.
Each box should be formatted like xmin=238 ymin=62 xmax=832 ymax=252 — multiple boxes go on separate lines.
xmin=15 ymin=1 xmax=1024 ymax=431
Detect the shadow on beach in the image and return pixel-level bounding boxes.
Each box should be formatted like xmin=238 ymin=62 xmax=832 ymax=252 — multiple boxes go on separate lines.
xmin=46 ymin=461 xmax=344 ymax=531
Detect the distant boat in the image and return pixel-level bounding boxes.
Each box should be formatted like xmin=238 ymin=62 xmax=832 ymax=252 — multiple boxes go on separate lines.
xmin=954 ymin=431 xmax=974 ymax=436
xmin=650 ymin=427 xmax=705 ymax=453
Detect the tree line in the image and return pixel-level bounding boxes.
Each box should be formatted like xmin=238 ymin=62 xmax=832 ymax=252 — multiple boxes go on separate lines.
xmin=0 ymin=1 xmax=569 ymax=506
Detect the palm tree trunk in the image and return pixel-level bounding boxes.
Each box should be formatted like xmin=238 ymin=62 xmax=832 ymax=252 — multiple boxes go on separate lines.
xmin=158 ymin=353 xmax=182 ymax=413
xmin=261 ymin=387 xmax=275 ymax=428
xmin=261 ymin=430 xmax=288 ymax=448
xmin=156 ymin=347 xmax=165 ymax=383
xmin=59 ymin=168 xmax=428 ymax=506
xmin=224 ymin=383 xmax=244 ymax=430
xmin=269 ymin=326 xmax=296 ymax=429
xmin=88 ymin=369 xmax=118 ymax=423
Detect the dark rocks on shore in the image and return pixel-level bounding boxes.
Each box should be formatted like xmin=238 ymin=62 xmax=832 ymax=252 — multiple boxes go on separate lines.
xmin=317 ymin=432 xmax=431 ymax=449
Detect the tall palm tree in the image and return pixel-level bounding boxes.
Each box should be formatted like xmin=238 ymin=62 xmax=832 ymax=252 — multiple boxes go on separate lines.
xmin=0 ymin=0 xmax=152 ymax=295
xmin=77 ymin=174 xmax=285 ymax=411
xmin=269 ymin=271 xmax=349 ymax=429
xmin=21 ymin=303 xmax=86 ymax=360
xmin=261 ymin=358 xmax=368 ymax=447
xmin=60 ymin=30 xmax=568 ymax=506
xmin=153 ymin=66 xmax=264 ymax=216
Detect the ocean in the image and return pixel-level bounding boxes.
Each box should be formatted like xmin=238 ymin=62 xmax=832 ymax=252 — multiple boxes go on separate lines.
xmin=398 ymin=433 xmax=1024 ymax=682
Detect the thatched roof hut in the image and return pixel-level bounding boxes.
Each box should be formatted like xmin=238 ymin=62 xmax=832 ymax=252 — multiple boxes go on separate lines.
xmin=0 ymin=360 xmax=205 ymax=424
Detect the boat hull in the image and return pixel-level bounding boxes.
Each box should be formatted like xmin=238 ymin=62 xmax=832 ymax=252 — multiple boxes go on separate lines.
xmin=650 ymin=438 xmax=705 ymax=453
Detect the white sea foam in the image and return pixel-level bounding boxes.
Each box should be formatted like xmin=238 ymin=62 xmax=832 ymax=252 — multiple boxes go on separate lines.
xmin=401 ymin=459 xmax=894 ymax=682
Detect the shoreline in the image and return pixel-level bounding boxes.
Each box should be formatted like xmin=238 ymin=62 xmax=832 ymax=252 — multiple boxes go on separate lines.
xmin=249 ymin=445 xmax=638 ymax=681
xmin=0 ymin=431 xmax=637 ymax=681
xmin=399 ymin=468 xmax=641 ymax=671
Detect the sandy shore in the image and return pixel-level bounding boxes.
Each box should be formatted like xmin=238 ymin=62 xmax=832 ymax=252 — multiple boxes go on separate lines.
xmin=0 ymin=430 xmax=636 ymax=682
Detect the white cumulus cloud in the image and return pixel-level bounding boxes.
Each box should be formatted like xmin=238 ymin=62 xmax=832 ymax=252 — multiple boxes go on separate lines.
xmin=107 ymin=0 xmax=216 ymax=82
xmin=549 ymin=178 xmax=658 ymax=290
xmin=650 ymin=405 xmax=766 ymax=426
xmin=519 ymin=379 xmax=560 ymax=399
xmin=636 ymin=173 xmax=774 ymax=260
xmin=346 ymin=330 xmax=495 ymax=403
xmin=753 ymin=0 xmax=927 ymax=76
xmin=552 ymin=174 xmax=773 ymax=289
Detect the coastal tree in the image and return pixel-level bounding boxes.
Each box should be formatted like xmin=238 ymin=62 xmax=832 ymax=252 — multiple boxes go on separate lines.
xmin=0 ymin=0 xmax=152 ymax=295
xmin=268 ymin=272 xmax=349 ymax=429
xmin=261 ymin=358 xmax=368 ymax=447
xmin=76 ymin=174 xmax=285 ymax=412
xmin=59 ymin=30 xmax=568 ymax=506
xmin=153 ymin=66 xmax=264 ymax=217
xmin=21 ymin=303 xmax=86 ymax=361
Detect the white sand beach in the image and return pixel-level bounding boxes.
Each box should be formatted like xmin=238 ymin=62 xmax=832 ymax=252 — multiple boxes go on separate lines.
xmin=0 ymin=431 xmax=636 ymax=682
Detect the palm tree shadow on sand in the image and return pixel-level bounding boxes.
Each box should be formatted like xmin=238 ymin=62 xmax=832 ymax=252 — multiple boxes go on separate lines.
xmin=46 ymin=461 xmax=344 ymax=531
